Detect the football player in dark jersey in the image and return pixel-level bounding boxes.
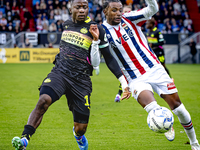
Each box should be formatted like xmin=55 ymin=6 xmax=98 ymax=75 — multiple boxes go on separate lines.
xmin=145 ymin=18 xmax=172 ymax=78
xmin=11 ymin=0 xmax=131 ymax=150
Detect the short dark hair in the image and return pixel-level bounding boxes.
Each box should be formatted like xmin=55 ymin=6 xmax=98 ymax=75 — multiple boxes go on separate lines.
xmin=102 ymin=0 xmax=121 ymax=10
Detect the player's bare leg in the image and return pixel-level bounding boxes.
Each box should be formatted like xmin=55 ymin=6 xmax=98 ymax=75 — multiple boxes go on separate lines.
xmin=73 ymin=123 xmax=88 ymax=150
xmin=162 ymin=93 xmax=199 ymax=148
xmin=12 ymin=94 xmax=52 ymax=150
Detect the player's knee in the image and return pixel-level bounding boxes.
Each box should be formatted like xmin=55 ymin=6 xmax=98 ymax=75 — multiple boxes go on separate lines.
xmin=36 ymin=94 xmax=52 ymax=113
xmin=162 ymin=93 xmax=182 ymax=110
xmin=74 ymin=123 xmax=87 ymax=136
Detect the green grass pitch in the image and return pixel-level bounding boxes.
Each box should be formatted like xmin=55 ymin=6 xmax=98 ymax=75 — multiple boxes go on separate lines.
xmin=0 ymin=63 xmax=200 ymax=150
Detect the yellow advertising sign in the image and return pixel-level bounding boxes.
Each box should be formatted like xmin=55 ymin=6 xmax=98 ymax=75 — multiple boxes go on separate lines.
xmin=0 ymin=48 xmax=59 ymax=63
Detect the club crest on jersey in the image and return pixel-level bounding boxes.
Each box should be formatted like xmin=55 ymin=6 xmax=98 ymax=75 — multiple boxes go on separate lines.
xmin=65 ymin=25 xmax=69 ymax=29
xmin=80 ymin=27 xmax=88 ymax=34
xmin=167 ymin=82 xmax=176 ymax=90
xmin=44 ymin=78 xmax=51 ymax=83
xmin=128 ymin=30 xmax=134 ymax=37
xmin=106 ymin=34 xmax=111 ymax=39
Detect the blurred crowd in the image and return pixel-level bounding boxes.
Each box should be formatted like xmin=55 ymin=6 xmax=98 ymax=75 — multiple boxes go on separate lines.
xmin=0 ymin=0 xmax=196 ymax=34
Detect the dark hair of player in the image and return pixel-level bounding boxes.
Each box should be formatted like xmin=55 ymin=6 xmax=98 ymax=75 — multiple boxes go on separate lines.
xmin=103 ymin=0 xmax=121 ymax=10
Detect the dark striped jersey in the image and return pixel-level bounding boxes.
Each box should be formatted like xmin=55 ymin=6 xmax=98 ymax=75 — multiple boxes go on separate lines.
xmin=53 ymin=17 xmax=108 ymax=76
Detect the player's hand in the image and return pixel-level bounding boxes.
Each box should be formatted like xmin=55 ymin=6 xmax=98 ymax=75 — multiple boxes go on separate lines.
xmin=121 ymin=87 xmax=131 ymax=100
xmin=89 ymin=24 xmax=99 ymax=41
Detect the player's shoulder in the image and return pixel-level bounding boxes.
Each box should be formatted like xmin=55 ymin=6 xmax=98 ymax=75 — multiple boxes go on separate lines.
xmin=63 ymin=19 xmax=72 ymax=24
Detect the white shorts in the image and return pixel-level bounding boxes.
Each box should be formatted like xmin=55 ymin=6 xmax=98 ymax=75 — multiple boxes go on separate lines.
xmin=129 ymin=65 xmax=178 ymax=100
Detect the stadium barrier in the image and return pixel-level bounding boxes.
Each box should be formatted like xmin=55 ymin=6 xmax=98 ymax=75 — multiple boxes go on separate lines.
xmin=0 ymin=48 xmax=59 ymax=63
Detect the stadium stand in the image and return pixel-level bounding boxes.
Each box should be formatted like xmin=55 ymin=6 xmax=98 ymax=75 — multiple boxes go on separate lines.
xmin=0 ymin=0 xmax=198 ymax=33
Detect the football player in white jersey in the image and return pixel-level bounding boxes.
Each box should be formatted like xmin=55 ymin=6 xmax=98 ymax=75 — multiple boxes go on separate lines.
xmin=102 ymin=0 xmax=200 ymax=149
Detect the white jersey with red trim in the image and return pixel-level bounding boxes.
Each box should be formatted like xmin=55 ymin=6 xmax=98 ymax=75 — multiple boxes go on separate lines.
xmin=102 ymin=8 xmax=160 ymax=82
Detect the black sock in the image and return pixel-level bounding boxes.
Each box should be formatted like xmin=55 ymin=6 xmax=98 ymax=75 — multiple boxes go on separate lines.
xmin=21 ymin=125 xmax=36 ymax=140
xmin=118 ymin=90 xmax=123 ymax=95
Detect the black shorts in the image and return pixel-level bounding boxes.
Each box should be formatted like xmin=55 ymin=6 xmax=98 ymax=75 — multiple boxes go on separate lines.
xmin=39 ymin=70 xmax=92 ymax=122
xmin=153 ymin=47 xmax=165 ymax=64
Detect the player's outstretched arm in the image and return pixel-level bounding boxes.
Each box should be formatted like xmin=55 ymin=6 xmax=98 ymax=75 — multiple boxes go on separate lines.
xmin=101 ymin=46 xmax=131 ymax=100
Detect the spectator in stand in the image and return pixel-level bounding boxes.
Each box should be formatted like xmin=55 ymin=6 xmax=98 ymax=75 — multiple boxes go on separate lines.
xmin=160 ymin=2 xmax=167 ymax=15
xmin=33 ymin=2 xmax=41 ymax=19
xmin=173 ymin=1 xmax=181 ymax=13
xmin=53 ymin=0 xmax=60 ymax=9
xmin=1 ymin=25 xmax=7 ymax=32
xmin=178 ymin=18 xmax=184 ymax=30
xmin=49 ymin=15 xmax=55 ymax=26
xmin=42 ymin=16 xmax=49 ymax=27
xmin=47 ymin=0 xmax=54 ymax=10
xmin=123 ymin=4 xmax=132 ymax=13
xmin=186 ymin=21 xmax=194 ymax=32
xmin=61 ymin=1 xmax=67 ymax=8
xmin=22 ymin=38 xmax=32 ymax=48
xmin=23 ymin=8 xmax=32 ymax=31
xmin=36 ymin=14 xmax=42 ymax=26
xmin=61 ymin=9 xmax=70 ymax=21
xmin=36 ymin=21 xmax=43 ymax=32
xmin=6 ymin=11 xmax=12 ymax=23
xmin=54 ymin=11 xmax=62 ymax=22
xmin=184 ymin=15 xmax=193 ymax=31
xmin=165 ymin=22 xmax=173 ymax=33
xmin=55 ymin=5 xmax=62 ymax=16
xmin=42 ymin=12 xmax=48 ymax=20
xmin=7 ymin=24 xmax=14 ymax=32
xmin=5 ymin=2 xmax=11 ymax=15
xmin=171 ymin=18 xmax=180 ymax=32
xmin=56 ymin=20 xmax=63 ymax=32
xmin=154 ymin=11 xmax=164 ymax=24
xmin=180 ymin=27 xmax=189 ymax=40
xmin=0 ymin=16 xmax=7 ymax=26
xmin=14 ymin=22 xmax=21 ymax=35
xmin=42 ymin=21 xmax=48 ymax=33
xmin=49 ymin=22 xmax=57 ymax=32
xmin=95 ymin=13 xmax=102 ymax=24
xmin=40 ymin=2 xmax=48 ymax=15
xmin=167 ymin=0 xmax=174 ymax=14
xmin=12 ymin=1 xmax=20 ymax=16
xmin=47 ymin=5 xmax=54 ymax=18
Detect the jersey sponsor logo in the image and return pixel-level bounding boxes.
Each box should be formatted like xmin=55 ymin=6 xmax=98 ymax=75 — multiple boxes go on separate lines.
xmin=80 ymin=27 xmax=88 ymax=34
xmin=61 ymin=31 xmax=92 ymax=50
xmin=44 ymin=78 xmax=51 ymax=83
xmin=20 ymin=51 xmax=30 ymax=61
xmin=116 ymin=34 xmax=129 ymax=44
xmin=167 ymin=82 xmax=176 ymax=90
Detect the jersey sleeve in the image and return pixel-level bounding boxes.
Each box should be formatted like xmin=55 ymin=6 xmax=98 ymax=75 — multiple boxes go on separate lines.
xmin=98 ymin=25 xmax=109 ymax=49
xmin=122 ymin=0 xmax=158 ymax=26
